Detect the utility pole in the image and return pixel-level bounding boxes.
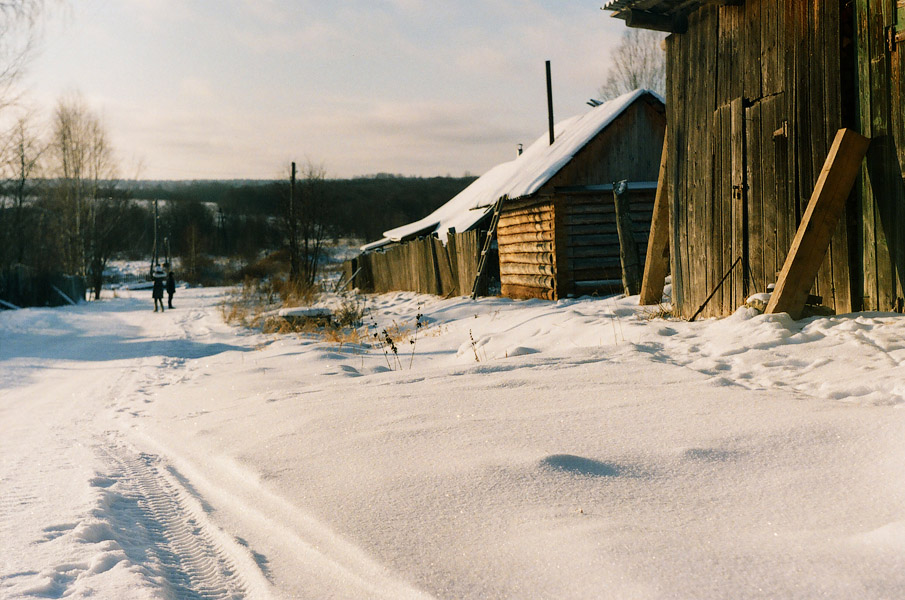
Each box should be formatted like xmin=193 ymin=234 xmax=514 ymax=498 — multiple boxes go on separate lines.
xmin=289 ymin=161 xmax=299 ymax=282
xmin=152 ymin=198 xmax=159 ymax=274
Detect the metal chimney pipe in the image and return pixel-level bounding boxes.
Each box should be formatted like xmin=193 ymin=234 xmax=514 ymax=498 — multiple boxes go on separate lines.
xmin=546 ymin=60 xmax=555 ymax=145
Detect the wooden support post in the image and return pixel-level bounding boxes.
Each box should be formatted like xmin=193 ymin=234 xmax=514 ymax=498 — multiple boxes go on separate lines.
xmin=613 ymin=181 xmax=642 ymax=297
xmin=765 ymin=128 xmax=870 ymax=319
xmin=639 ymin=131 xmax=669 ymax=305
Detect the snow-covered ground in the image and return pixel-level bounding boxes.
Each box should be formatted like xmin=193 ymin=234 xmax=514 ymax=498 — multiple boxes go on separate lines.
xmin=1 ymin=287 xmax=904 ymax=599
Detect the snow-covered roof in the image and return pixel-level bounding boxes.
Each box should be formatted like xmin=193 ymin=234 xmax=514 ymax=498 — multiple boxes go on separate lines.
xmin=370 ymin=89 xmax=661 ymax=250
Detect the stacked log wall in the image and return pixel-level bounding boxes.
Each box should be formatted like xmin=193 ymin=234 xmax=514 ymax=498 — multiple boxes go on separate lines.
xmin=498 ymin=197 xmax=557 ymax=300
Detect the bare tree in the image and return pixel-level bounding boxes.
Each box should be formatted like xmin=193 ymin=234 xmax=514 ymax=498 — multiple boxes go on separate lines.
xmin=283 ymin=160 xmax=329 ymax=289
xmin=597 ymin=29 xmax=666 ymax=101
xmin=298 ymin=162 xmax=328 ymax=288
xmin=2 ymin=110 xmax=44 ymax=266
xmin=0 ymin=1 xmax=47 ymax=108
xmin=49 ymin=92 xmax=123 ymax=296
xmin=51 ymin=93 xmax=89 ymax=274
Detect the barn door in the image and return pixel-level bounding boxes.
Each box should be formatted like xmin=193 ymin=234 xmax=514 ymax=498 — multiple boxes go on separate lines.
xmin=712 ymin=98 xmax=747 ymax=314
xmin=744 ymin=93 xmax=791 ymax=299
xmin=857 ymin=0 xmax=905 ymax=311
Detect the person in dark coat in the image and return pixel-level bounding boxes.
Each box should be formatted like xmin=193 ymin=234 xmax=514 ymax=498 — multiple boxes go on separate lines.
xmin=152 ymin=265 xmax=166 ymax=312
xmin=166 ymin=269 xmax=176 ymax=309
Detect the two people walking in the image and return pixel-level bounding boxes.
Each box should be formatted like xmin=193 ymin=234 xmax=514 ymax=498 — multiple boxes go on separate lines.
xmin=152 ymin=264 xmax=176 ymax=312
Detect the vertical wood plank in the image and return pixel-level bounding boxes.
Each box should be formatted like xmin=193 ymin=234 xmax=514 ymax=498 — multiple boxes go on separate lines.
xmin=762 ymin=97 xmax=779 ymax=290
xmin=746 ymin=101 xmax=765 ymax=294
xmin=744 ymin=0 xmax=763 ymax=99
xmin=711 ymin=106 xmax=725 ymax=312
xmin=666 ymin=33 xmax=687 ymax=314
xmin=730 ymin=97 xmax=747 ymax=308
xmin=856 ymin=0 xmax=877 ymax=310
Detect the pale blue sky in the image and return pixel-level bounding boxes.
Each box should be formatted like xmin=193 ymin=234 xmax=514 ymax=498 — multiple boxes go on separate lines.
xmin=20 ymin=0 xmax=624 ymax=179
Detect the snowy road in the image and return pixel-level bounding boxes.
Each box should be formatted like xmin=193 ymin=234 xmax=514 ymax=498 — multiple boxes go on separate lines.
xmin=2 ymin=288 xmax=905 ymax=598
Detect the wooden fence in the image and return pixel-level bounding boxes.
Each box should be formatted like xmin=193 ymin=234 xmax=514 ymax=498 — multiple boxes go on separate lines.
xmin=342 ymin=230 xmax=489 ymax=297
xmin=0 ymin=265 xmax=87 ymax=308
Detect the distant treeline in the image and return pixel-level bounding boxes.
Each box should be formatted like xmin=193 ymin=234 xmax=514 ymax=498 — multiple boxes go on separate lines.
xmin=128 ymin=174 xmax=476 ymax=243
xmin=0 ymin=174 xmax=476 ymax=288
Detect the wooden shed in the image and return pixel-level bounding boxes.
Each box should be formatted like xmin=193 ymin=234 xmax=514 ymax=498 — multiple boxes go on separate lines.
xmin=354 ymin=89 xmax=666 ymax=300
xmin=496 ymin=90 xmax=666 ymax=300
xmin=605 ymin=0 xmax=905 ymax=317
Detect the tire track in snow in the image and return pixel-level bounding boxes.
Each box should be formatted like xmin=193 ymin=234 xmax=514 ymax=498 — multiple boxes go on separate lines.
xmin=92 ymin=440 xmax=269 ymax=599
xmin=136 ymin=434 xmax=435 ymax=600
xmin=0 ymin=456 xmax=39 ymax=542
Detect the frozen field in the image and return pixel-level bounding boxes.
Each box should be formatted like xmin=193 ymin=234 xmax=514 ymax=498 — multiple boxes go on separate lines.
xmin=1 ymin=286 xmax=904 ymax=599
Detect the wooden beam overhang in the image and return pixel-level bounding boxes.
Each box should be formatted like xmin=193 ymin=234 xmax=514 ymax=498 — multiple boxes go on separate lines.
xmin=604 ymin=0 xmax=743 ymax=33
xmin=626 ymin=9 xmax=688 ymax=33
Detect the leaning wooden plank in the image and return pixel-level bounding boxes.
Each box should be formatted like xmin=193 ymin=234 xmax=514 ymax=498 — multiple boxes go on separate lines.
xmin=0 ymin=298 xmax=22 ymax=310
xmin=765 ymin=128 xmax=870 ymax=319
xmin=52 ymin=285 xmax=77 ymax=306
xmin=639 ymin=130 xmax=670 ymax=305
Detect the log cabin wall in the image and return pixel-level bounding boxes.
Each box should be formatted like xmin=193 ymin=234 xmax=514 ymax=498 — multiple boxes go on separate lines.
xmin=666 ymin=0 xmax=856 ymax=318
xmin=498 ymin=197 xmax=557 ymax=300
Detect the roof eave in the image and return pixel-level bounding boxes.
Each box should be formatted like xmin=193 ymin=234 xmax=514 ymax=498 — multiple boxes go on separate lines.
xmin=603 ymin=0 xmax=744 ymax=33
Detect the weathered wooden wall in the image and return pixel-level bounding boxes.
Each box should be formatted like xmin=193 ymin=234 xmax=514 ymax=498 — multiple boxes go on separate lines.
xmin=557 ymin=190 xmax=655 ymax=297
xmin=666 ymin=0 xmax=856 ymax=318
xmin=345 ymin=230 xmax=484 ymax=297
xmin=545 ymin=97 xmax=666 ymax=188
xmin=856 ymin=0 xmax=905 ymax=312
xmin=448 ymin=230 xmax=485 ymax=296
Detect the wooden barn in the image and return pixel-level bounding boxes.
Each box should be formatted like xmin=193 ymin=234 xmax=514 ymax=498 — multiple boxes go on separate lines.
xmin=605 ymin=0 xmax=905 ymax=318
xmin=353 ymin=89 xmax=666 ymax=300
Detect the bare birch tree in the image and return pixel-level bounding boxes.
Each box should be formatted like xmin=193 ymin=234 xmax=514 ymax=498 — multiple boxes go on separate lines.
xmin=50 ymin=93 xmax=123 ymax=295
xmin=51 ymin=94 xmax=88 ymax=274
xmin=597 ymin=29 xmax=667 ymax=101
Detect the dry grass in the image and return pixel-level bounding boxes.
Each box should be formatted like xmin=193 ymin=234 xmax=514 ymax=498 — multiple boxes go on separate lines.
xmin=222 ymin=283 xmax=438 ymax=369
xmin=637 ymin=303 xmax=676 ymax=320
